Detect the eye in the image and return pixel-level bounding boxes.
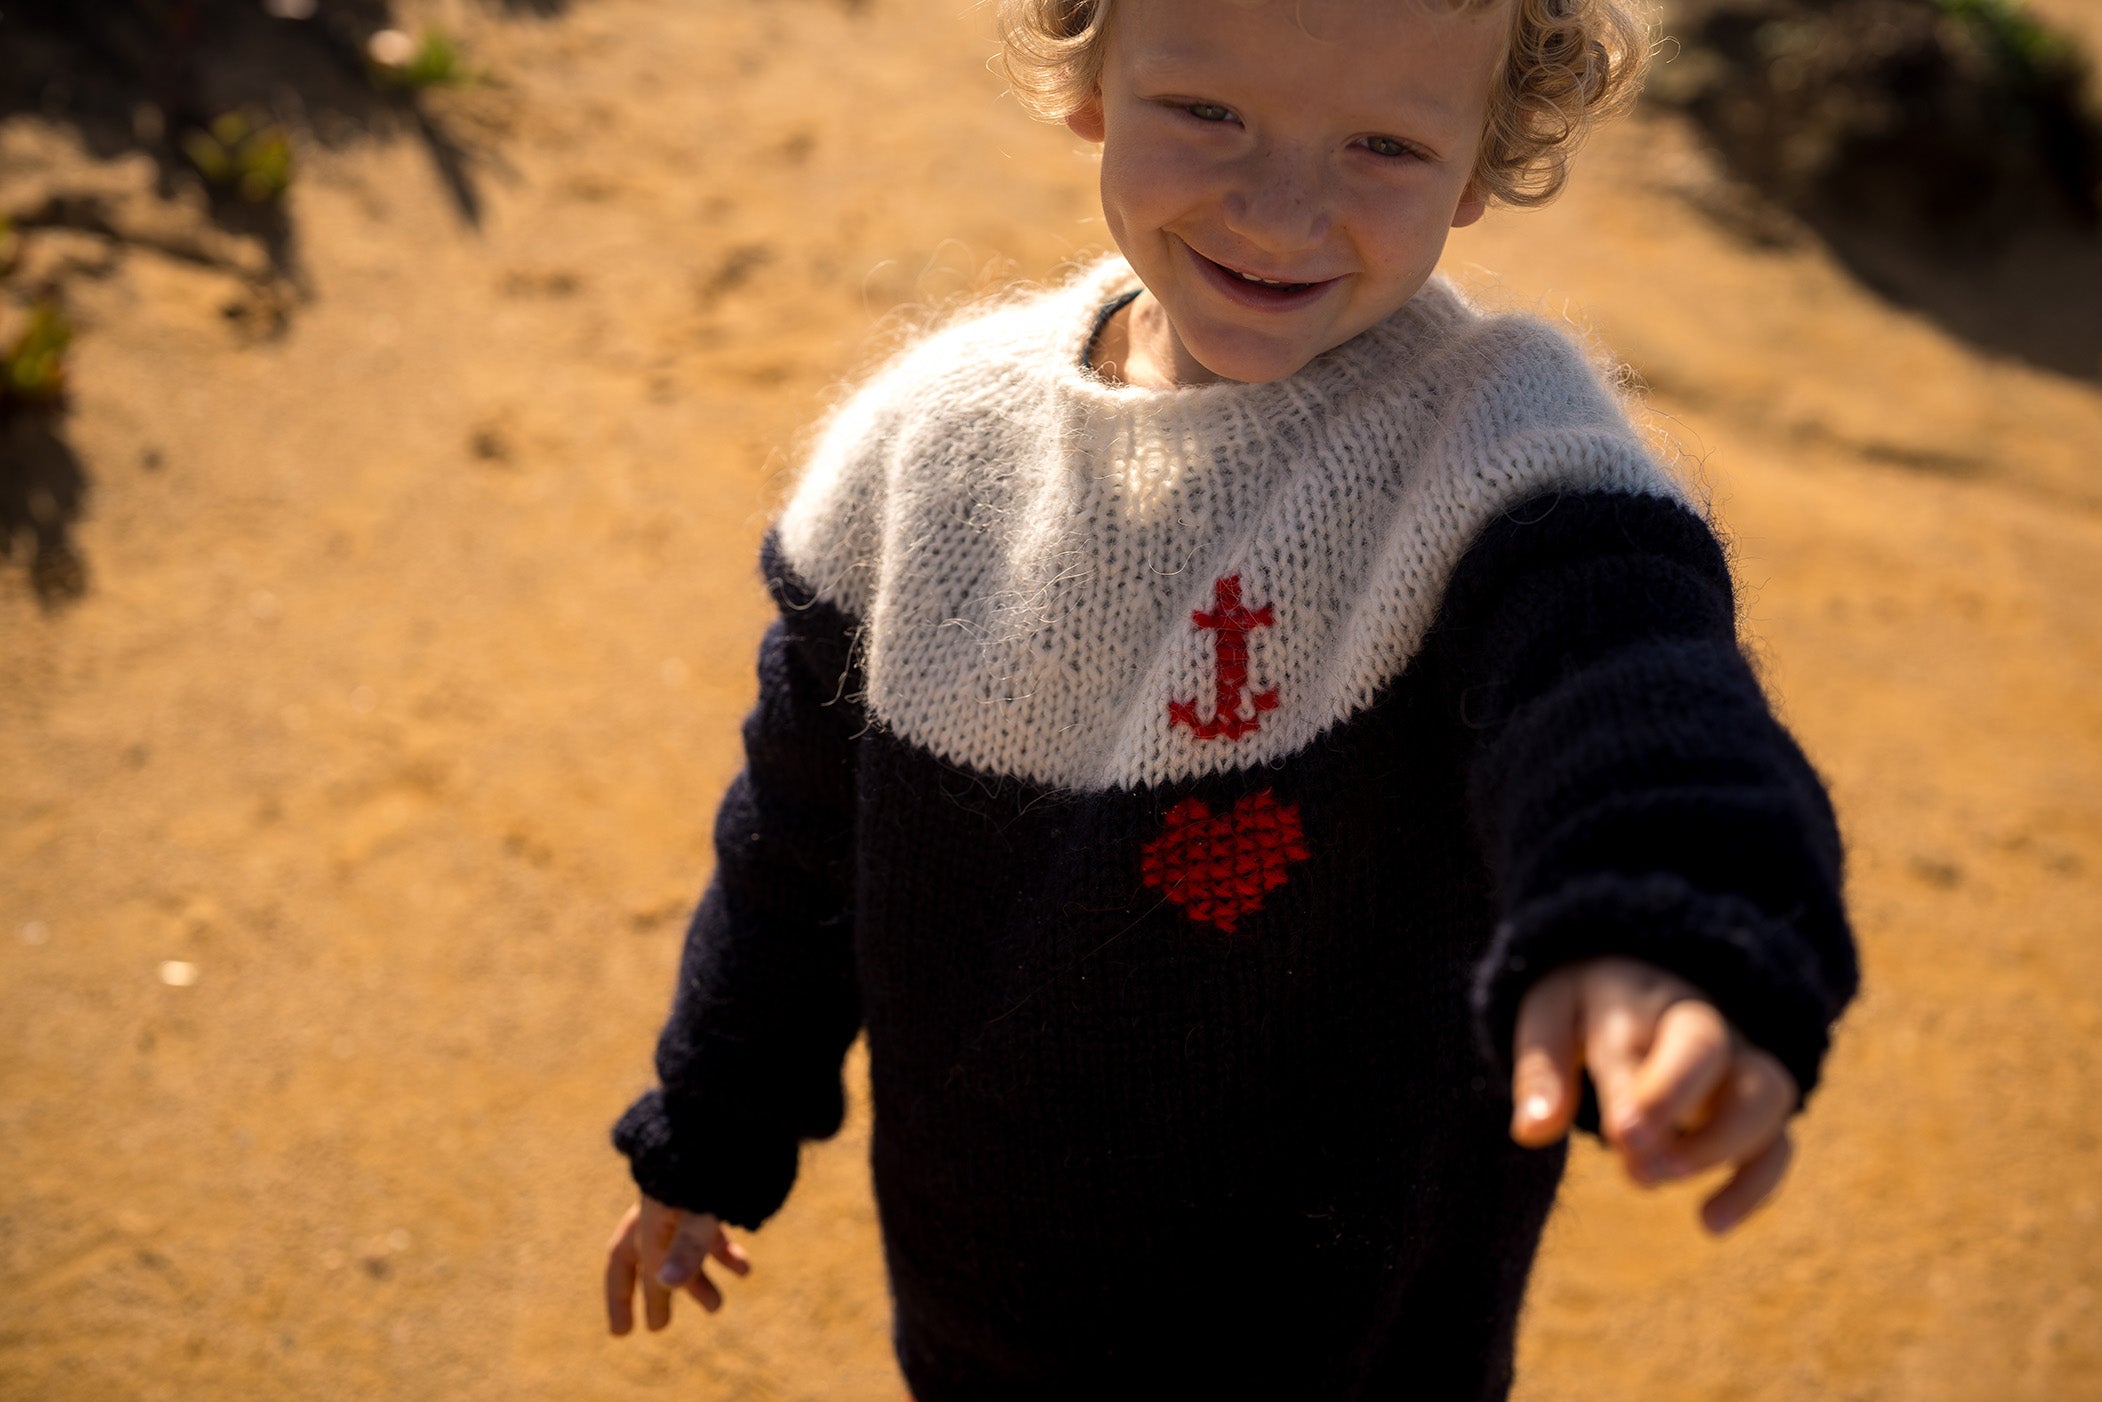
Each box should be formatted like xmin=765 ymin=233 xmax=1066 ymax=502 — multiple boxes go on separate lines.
xmin=1360 ymin=135 xmax=1423 ymax=160
xmin=1183 ymin=102 xmax=1235 ymax=124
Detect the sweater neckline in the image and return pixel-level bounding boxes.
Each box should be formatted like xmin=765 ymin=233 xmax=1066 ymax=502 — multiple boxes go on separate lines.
xmin=1049 ymin=257 xmax=1454 ymax=431
xmin=1079 ymin=287 xmax=1144 ymax=375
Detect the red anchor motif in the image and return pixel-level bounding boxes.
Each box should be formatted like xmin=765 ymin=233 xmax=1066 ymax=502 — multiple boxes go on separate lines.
xmin=1169 ymin=574 xmax=1279 ymax=741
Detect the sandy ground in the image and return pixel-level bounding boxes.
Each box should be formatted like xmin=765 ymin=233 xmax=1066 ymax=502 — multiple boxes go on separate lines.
xmin=3 ymin=1 xmax=2100 ymax=1398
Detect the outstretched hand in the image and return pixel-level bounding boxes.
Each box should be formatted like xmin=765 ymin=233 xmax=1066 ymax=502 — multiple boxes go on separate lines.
xmin=1508 ymin=956 xmax=1799 ymax=1234
xmin=604 ymin=1195 xmax=751 ymax=1335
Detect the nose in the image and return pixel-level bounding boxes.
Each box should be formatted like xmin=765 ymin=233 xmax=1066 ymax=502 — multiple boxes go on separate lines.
xmin=1220 ymin=144 xmax=1332 ymax=254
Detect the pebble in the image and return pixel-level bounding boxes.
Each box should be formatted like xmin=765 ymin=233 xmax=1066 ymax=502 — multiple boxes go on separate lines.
xmin=368 ymin=29 xmax=416 ymax=68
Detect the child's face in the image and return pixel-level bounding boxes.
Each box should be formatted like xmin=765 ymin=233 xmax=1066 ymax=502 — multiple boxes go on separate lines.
xmin=1068 ymin=0 xmax=1508 ymax=387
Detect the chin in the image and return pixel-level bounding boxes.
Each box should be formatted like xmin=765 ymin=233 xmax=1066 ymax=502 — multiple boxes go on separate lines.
xmin=1186 ymin=341 xmax=1317 ymax=387
xmin=1172 ymin=309 xmax=1342 ymax=386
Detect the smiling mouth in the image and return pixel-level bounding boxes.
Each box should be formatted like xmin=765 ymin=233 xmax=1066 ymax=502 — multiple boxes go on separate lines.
xmin=1228 ymin=266 xmax=1312 ymax=290
xmin=1190 ymin=247 xmax=1335 ymax=300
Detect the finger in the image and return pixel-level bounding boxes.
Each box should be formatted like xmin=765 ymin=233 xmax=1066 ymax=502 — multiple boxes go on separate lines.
xmin=709 ymin=1229 xmax=752 ymax=1277
xmin=1508 ymin=968 xmax=1583 ymax=1146
xmin=1700 ymin=1127 xmax=1793 ymax=1234
xmin=642 ymin=1268 xmax=673 ymax=1331
xmin=636 ymin=1199 xmax=678 ymax=1332
xmin=605 ymin=1200 xmax=643 ymax=1256
xmin=1653 ymin=1050 xmax=1795 ymax=1182
xmin=658 ymin=1212 xmax=722 ymax=1289
xmin=1618 ymin=1000 xmax=1732 ymax=1159
xmin=604 ymin=1206 xmax=641 ymax=1336
xmin=1580 ymin=995 xmax=1652 ymax=1167
xmin=682 ymin=1267 xmax=725 ymax=1312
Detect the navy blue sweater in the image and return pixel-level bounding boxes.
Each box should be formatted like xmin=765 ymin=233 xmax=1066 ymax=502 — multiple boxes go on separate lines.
xmin=612 ymin=482 xmax=1856 ymax=1401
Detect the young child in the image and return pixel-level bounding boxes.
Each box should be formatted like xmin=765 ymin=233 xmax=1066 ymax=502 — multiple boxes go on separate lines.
xmin=602 ymin=0 xmax=1858 ymax=1396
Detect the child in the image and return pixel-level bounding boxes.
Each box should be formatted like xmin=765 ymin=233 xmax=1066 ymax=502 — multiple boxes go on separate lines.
xmin=603 ymin=0 xmax=1857 ymax=1396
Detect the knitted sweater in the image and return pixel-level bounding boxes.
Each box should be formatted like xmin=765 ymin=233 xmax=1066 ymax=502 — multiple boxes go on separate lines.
xmin=612 ymin=259 xmax=1857 ymax=1401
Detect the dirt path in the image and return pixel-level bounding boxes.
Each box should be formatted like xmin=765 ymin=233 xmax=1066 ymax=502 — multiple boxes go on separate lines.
xmin=4 ymin=2 xmax=2099 ymax=1398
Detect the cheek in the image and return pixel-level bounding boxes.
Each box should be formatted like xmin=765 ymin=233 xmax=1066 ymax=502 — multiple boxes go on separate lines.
xmin=1100 ymin=136 xmax=1206 ymax=227
xmin=1348 ymin=186 xmax=1458 ymax=271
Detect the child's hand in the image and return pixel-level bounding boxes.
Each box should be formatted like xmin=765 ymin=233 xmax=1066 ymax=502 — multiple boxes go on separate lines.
xmin=603 ymin=1194 xmax=751 ymax=1335
xmin=1507 ymin=956 xmax=1799 ymax=1235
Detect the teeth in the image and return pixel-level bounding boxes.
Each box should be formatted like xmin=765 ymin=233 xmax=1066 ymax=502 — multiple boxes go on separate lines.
xmin=1236 ymin=271 xmax=1295 ymax=286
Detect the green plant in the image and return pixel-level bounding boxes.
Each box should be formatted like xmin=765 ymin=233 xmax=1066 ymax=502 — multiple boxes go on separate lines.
xmin=368 ymin=27 xmax=470 ymax=90
xmin=182 ymin=109 xmax=296 ymax=203
xmin=3 ymin=302 xmax=72 ymax=408
xmin=1933 ymin=0 xmax=2083 ymax=83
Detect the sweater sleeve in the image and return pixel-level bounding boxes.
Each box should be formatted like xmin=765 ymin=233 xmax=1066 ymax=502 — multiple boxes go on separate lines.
xmin=1449 ymin=490 xmax=1858 ymax=1110
xmin=609 ymin=536 xmax=864 ymax=1229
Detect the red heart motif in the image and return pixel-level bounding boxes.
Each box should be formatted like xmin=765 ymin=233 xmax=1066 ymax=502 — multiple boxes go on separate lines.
xmin=1140 ymin=789 xmax=1311 ymax=934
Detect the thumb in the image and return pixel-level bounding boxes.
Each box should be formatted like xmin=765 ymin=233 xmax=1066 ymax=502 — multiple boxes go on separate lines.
xmin=656 ymin=1212 xmax=721 ymax=1288
xmin=1509 ymin=968 xmax=1583 ymax=1147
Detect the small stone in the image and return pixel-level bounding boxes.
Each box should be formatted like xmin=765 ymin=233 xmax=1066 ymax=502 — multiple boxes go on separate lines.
xmin=469 ymin=426 xmax=512 ymax=463
xmin=159 ymin=960 xmax=199 ymax=987
xmin=367 ymin=29 xmax=416 ymax=67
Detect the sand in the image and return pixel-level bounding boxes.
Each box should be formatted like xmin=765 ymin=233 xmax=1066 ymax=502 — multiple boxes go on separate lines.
xmin=3 ymin=1 xmax=2099 ymax=1398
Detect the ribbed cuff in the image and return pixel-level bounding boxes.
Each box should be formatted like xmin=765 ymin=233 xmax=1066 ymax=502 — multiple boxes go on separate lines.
xmin=1471 ymin=871 xmax=1841 ymax=1110
xmin=610 ymin=1088 xmax=802 ymax=1230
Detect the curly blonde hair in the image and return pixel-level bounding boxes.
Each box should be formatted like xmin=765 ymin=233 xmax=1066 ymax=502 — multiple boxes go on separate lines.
xmin=996 ymin=0 xmax=1653 ymax=208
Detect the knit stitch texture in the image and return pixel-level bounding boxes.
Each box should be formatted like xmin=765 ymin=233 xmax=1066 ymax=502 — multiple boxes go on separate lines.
xmin=775 ymin=258 xmax=1685 ymax=790
xmin=613 ymin=260 xmax=1857 ymax=1401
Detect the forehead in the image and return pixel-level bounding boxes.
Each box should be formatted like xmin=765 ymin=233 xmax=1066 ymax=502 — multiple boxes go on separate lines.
xmin=1107 ymin=0 xmax=1510 ymax=121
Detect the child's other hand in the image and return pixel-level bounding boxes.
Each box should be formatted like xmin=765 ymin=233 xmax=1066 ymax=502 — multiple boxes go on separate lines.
xmin=1506 ymin=956 xmax=1799 ymax=1235
xmin=603 ymin=1194 xmax=751 ymax=1335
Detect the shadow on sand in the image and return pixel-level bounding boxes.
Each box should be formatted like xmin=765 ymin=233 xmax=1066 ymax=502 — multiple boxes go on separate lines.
xmin=1 ymin=405 xmax=89 ymax=610
xmin=0 ymin=0 xmax=524 ymax=260
xmin=1656 ymin=0 xmax=2102 ymax=381
xmin=0 ymin=0 xmax=581 ymax=604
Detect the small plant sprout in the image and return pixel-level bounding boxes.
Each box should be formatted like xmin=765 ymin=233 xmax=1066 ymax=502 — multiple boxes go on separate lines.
xmin=2 ymin=302 xmax=72 ymax=409
xmin=1934 ymin=0 xmax=2080 ymax=75
xmin=367 ymin=27 xmax=470 ymax=89
xmin=182 ymin=110 xmax=296 ymax=204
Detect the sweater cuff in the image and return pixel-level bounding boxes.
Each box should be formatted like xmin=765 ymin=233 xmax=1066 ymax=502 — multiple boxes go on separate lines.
xmin=1471 ymin=871 xmax=1842 ymax=1110
xmin=610 ymin=1088 xmax=802 ymax=1230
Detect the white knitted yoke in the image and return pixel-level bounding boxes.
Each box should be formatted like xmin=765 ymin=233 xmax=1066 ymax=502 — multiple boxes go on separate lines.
xmin=775 ymin=258 xmax=1685 ymax=794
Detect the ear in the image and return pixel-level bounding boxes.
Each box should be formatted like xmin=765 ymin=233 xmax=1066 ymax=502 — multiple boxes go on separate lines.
xmin=1450 ymin=180 xmax=1488 ymax=230
xmin=1065 ymin=93 xmax=1106 ymax=144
